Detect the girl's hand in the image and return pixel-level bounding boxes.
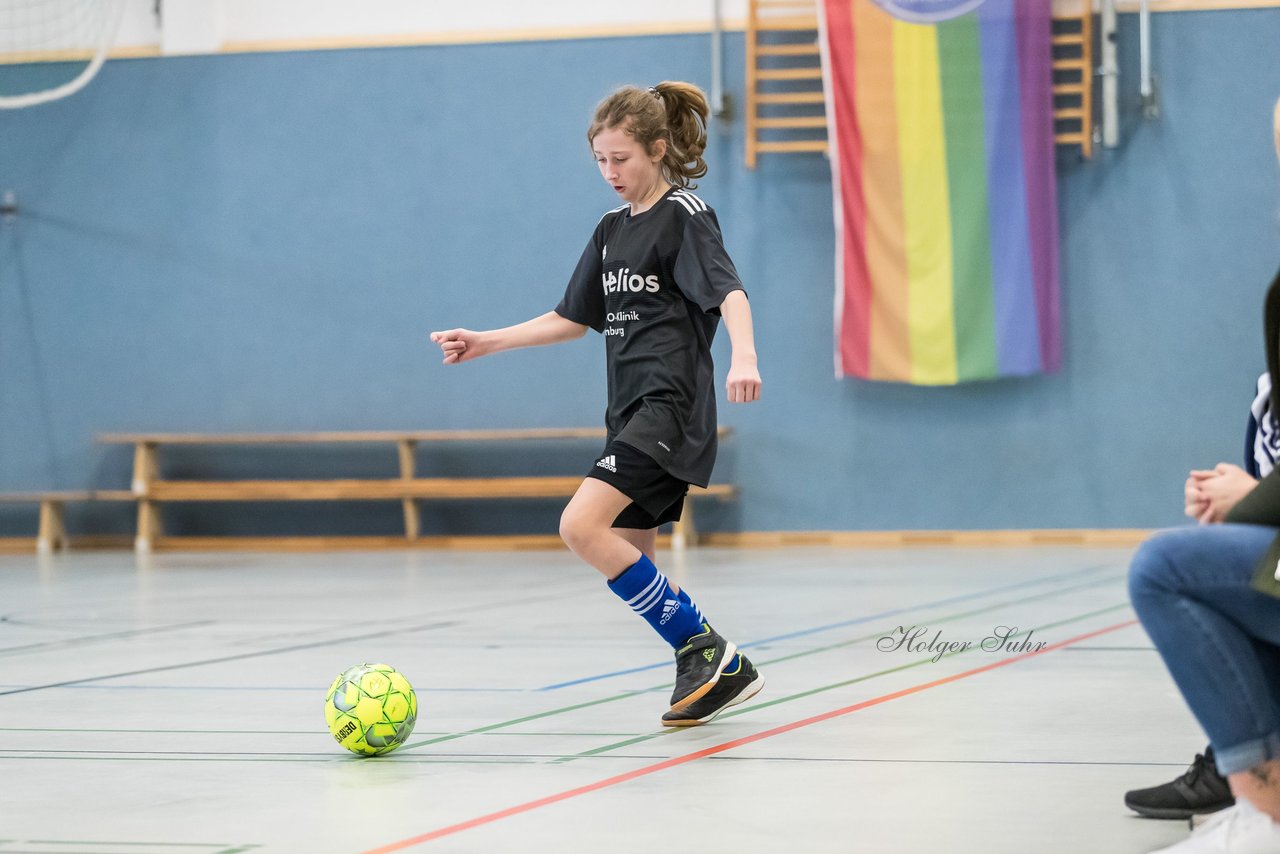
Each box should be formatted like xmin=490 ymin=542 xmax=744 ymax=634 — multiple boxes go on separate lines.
xmin=1184 ymin=473 xmax=1209 ymax=521
xmin=429 ymin=329 xmax=485 ymax=365
xmin=726 ymin=354 xmax=761 ymax=403
xmin=1191 ymin=463 xmax=1258 ymax=524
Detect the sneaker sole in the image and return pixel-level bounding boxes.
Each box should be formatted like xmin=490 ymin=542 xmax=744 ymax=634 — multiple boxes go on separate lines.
xmin=1124 ymin=801 xmax=1233 ymax=821
xmin=661 ymin=672 xmax=764 ymax=728
xmin=669 ymin=641 xmax=738 ymax=713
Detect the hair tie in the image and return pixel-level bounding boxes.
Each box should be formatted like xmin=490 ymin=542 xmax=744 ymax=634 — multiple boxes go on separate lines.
xmin=648 ymin=86 xmax=661 ymax=98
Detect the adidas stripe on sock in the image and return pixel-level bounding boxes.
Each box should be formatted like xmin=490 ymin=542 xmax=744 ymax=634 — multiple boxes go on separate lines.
xmin=607 ymin=554 xmax=706 ymax=649
xmin=677 ymin=586 xmax=704 ymax=623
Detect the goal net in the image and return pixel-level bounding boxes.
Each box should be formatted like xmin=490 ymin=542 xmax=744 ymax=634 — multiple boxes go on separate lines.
xmin=0 ymin=0 xmax=126 ymax=109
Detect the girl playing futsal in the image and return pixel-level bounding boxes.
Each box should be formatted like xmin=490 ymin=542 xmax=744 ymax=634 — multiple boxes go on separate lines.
xmin=430 ymin=81 xmax=763 ymax=726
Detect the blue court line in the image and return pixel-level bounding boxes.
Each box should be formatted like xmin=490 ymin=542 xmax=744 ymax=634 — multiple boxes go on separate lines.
xmin=535 ymin=563 xmax=1117 ymax=691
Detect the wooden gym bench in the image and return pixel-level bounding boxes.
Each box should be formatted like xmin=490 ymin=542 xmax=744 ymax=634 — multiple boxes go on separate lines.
xmin=97 ymin=429 xmax=736 ymax=552
xmin=0 ymin=491 xmax=136 ymax=553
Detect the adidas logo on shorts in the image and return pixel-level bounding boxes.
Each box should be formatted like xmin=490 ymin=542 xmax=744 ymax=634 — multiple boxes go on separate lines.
xmin=596 ymin=455 xmax=617 ymax=473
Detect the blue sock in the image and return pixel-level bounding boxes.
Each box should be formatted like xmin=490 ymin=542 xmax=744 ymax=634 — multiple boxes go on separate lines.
xmin=608 ymin=554 xmax=706 ymax=649
xmin=676 ymin=586 xmax=704 ymax=624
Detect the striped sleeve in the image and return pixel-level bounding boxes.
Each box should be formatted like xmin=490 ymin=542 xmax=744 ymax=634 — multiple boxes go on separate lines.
xmin=670 ymin=193 xmax=747 ymax=314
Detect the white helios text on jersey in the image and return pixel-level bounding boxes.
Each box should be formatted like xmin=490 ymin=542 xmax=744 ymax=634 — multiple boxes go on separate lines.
xmin=603 ymin=268 xmax=660 ymax=294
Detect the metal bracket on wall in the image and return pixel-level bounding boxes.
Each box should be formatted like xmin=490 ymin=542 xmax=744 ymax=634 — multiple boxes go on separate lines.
xmin=1137 ymin=0 xmax=1160 ymax=120
xmin=711 ymin=0 xmax=730 ymax=118
xmin=1099 ymin=0 xmax=1119 ymax=148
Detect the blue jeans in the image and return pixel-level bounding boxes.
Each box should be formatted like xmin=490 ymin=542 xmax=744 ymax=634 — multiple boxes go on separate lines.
xmin=1129 ymin=523 xmax=1280 ymax=776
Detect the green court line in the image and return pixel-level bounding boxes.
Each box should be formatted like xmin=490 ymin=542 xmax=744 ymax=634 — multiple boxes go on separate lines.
xmin=556 ymin=602 xmax=1132 ymax=763
xmin=398 ymin=695 xmax=651 ymax=749
xmin=399 ymin=570 xmax=1123 ymax=752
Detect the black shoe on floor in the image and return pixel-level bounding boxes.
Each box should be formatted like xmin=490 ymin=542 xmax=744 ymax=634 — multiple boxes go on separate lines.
xmin=1124 ymin=746 xmax=1236 ymax=820
xmin=669 ymin=624 xmax=737 ymax=712
xmin=661 ymin=653 xmax=764 ymax=727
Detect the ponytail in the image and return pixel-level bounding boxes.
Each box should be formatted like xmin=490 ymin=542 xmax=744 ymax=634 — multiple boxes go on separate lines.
xmin=650 ymin=81 xmax=709 ymax=187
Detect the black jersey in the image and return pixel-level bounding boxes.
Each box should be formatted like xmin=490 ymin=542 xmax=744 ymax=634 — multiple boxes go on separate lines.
xmin=555 ymin=187 xmax=746 ymax=488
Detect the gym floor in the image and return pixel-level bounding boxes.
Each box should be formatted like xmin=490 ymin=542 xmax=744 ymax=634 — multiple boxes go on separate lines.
xmin=1 ymin=545 xmax=1200 ymax=853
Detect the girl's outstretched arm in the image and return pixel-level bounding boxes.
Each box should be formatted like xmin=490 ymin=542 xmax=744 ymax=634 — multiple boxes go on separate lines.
xmin=430 ymin=311 xmax=588 ymax=365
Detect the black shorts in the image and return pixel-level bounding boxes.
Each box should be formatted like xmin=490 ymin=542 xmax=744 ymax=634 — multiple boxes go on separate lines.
xmin=586 ymin=440 xmax=690 ymax=529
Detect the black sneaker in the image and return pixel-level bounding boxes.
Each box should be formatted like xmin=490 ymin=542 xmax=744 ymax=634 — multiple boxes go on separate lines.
xmin=1124 ymin=747 xmax=1235 ymax=820
xmin=661 ymin=653 xmax=764 ymax=727
xmin=669 ymin=623 xmax=737 ymax=712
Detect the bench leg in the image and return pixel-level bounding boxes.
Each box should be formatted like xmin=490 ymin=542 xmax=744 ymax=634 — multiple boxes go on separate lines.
xmin=132 ymin=442 xmax=159 ymax=494
xmin=133 ymin=441 xmax=161 ymax=552
xmin=672 ymin=496 xmax=698 ymax=550
xmin=37 ymin=500 xmax=67 ymax=554
xmin=398 ymin=439 xmax=420 ymax=541
xmin=136 ymin=500 xmax=163 ymax=553
xmin=402 ymin=499 xmax=421 ymax=540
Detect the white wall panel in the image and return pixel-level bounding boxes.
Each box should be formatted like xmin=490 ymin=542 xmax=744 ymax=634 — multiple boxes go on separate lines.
xmin=108 ymin=0 xmax=749 ymax=55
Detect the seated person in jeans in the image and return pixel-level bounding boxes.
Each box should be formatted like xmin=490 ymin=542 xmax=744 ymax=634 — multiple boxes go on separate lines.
xmin=1124 ymin=371 xmax=1278 ymax=821
xmin=1126 ymin=98 xmax=1280 ymax=854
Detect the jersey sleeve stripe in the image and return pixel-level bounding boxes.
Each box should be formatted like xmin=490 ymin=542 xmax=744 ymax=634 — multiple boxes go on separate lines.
xmin=668 ymin=193 xmax=698 ymax=216
xmin=675 ymin=190 xmax=708 ymax=212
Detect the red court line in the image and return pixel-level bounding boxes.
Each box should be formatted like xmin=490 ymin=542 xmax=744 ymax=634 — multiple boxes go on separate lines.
xmin=361 ymin=618 xmax=1138 ymax=853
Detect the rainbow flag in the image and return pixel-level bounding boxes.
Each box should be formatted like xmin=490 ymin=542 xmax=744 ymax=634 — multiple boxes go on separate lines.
xmin=819 ymin=0 xmax=1060 ymax=384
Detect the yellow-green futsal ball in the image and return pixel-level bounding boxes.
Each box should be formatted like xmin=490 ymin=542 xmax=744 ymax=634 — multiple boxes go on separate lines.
xmin=325 ymin=663 xmax=418 ymax=756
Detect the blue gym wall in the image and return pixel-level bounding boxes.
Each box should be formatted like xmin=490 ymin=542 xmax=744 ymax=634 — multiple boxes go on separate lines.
xmin=2 ymin=10 xmax=1280 ymax=538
